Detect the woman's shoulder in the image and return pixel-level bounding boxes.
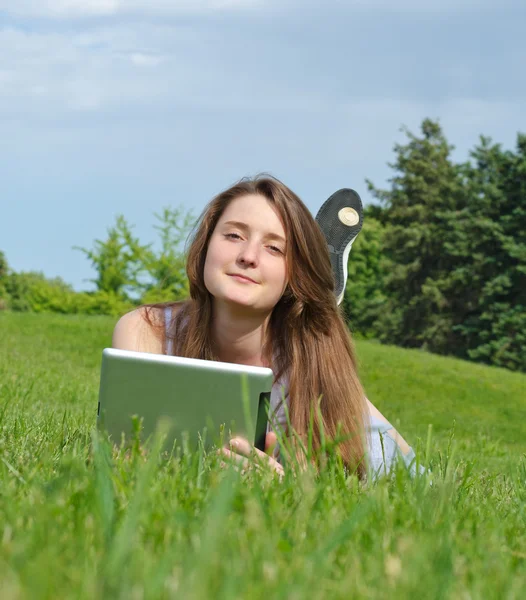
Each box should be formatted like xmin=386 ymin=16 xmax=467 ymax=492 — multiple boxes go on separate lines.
xmin=111 ymin=304 xmax=181 ymax=354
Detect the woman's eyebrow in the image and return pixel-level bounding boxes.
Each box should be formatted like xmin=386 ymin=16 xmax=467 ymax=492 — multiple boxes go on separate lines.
xmin=222 ymin=220 xmax=286 ymax=243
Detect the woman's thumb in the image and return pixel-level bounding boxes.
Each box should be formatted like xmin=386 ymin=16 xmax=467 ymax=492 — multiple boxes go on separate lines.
xmin=265 ymin=431 xmax=278 ymax=453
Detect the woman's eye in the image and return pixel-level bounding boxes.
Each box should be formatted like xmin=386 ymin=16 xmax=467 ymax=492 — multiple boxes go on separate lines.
xmin=224 ymin=233 xmax=283 ymax=254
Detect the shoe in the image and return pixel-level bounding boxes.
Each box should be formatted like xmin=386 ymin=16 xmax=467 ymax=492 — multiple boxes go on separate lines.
xmin=315 ymin=188 xmax=364 ymax=305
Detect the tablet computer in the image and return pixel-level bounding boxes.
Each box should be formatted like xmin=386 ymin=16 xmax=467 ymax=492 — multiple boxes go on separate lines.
xmin=97 ymin=348 xmax=273 ymax=453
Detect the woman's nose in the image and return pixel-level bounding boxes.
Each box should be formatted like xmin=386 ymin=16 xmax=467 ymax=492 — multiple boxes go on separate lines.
xmin=237 ymin=241 xmax=259 ymax=266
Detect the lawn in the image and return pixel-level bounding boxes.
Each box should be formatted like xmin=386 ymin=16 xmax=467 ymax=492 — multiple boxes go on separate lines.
xmin=0 ymin=312 xmax=525 ymax=599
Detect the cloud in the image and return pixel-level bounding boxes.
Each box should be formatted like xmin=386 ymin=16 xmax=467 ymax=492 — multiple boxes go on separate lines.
xmin=0 ymin=2 xmax=523 ymax=145
xmin=0 ymin=25 xmax=185 ymax=115
xmin=1 ymin=0 xmax=521 ymax=18
xmin=0 ymin=0 xmax=265 ymax=18
xmin=130 ymin=53 xmax=164 ymax=67
xmin=0 ymin=21 xmax=326 ymax=119
xmin=340 ymin=0 xmax=521 ymax=12
xmin=1 ymin=0 xmax=119 ymax=17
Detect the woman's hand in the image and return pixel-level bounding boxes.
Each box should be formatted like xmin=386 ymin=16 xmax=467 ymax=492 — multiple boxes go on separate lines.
xmin=221 ymin=432 xmax=284 ymax=479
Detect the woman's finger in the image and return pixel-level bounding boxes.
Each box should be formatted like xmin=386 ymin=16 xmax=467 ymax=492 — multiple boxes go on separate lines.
xmin=229 ymin=438 xmax=285 ymax=478
xmin=220 ymin=447 xmax=250 ymax=465
xmin=228 ymin=437 xmax=253 ymax=457
xmin=220 ymin=448 xmax=260 ymax=475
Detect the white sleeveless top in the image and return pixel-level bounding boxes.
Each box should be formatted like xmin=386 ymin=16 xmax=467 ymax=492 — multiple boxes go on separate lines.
xmin=163 ymin=306 xmax=422 ymax=479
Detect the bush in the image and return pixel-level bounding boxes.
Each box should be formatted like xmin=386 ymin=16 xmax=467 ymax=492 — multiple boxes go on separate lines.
xmin=70 ymin=290 xmax=136 ymax=317
xmin=3 ymin=271 xmax=135 ymax=316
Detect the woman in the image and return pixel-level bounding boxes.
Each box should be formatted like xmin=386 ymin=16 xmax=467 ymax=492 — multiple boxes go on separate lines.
xmin=112 ymin=175 xmax=418 ymax=480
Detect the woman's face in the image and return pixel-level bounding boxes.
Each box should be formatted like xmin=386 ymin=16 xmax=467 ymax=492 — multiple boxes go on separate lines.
xmin=203 ymin=194 xmax=288 ymax=314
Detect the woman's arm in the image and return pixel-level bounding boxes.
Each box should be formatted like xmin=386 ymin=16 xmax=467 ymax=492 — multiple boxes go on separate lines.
xmin=365 ymin=397 xmax=412 ymax=456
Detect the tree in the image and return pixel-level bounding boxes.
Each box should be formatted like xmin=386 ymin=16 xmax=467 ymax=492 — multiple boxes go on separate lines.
xmin=0 ymin=251 xmax=8 ymax=281
xmin=139 ymin=207 xmax=195 ymax=303
xmin=342 ymin=212 xmax=390 ymax=338
xmin=74 ymin=215 xmax=148 ymax=298
xmin=74 ymin=206 xmax=195 ymax=303
xmin=0 ymin=251 xmax=9 ymax=310
xmin=450 ymin=135 xmax=526 ymax=370
xmin=367 ymin=119 xmax=467 ymax=353
xmin=366 ymin=119 xmax=526 ymax=372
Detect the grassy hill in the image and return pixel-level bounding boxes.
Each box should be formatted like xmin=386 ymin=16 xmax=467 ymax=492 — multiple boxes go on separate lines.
xmin=2 ymin=311 xmax=523 ymax=473
xmin=356 ymin=338 xmax=526 ymax=474
xmin=0 ymin=312 xmax=525 ymax=598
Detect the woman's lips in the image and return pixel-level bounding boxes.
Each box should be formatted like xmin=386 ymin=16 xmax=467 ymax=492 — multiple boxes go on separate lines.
xmin=228 ymin=273 xmax=259 ymax=284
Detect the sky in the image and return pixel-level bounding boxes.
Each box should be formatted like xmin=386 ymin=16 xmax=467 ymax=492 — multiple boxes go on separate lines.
xmin=1 ymin=0 xmax=525 ymax=291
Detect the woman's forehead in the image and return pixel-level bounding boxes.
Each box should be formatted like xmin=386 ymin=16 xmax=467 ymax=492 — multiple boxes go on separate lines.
xmin=219 ymin=194 xmax=286 ymax=236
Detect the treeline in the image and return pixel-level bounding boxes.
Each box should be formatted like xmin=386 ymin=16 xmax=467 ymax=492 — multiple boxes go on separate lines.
xmin=1 ymin=119 xmax=524 ymax=372
xmin=344 ymin=119 xmax=525 ymax=373
xmin=0 ymin=207 xmax=194 ymax=316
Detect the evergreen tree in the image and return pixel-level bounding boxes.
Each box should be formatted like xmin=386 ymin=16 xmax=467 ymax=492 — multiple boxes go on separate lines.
xmin=367 ymin=119 xmax=525 ymax=372
xmin=451 ymin=135 xmax=526 ymax=370
xmin=342 ymin=212 xmax=390 ymax=338
xmin=367 ymin=119 xmax=467 ymax=353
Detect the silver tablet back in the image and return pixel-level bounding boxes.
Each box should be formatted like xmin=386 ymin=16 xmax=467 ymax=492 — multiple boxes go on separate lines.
xmin=97 ymin=348 xmax=273 ymax=452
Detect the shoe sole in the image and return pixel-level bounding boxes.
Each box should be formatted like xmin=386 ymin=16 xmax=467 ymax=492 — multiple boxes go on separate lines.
xmin=315 ymin=188 xmax=364 ymax=305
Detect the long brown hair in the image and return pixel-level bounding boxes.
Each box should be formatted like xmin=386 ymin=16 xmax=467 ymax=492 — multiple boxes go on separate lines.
xmin=145 ymin=175 xmax=368 ymax=477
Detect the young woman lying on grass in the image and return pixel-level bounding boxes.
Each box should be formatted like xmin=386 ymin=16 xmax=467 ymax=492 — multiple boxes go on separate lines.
xmin=112 ymin=175 xmax=418 ymax=480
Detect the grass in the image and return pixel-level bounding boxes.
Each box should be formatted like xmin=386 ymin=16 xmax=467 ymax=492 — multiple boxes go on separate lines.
xmin=0 ymin=311 xmax=525 ymax=599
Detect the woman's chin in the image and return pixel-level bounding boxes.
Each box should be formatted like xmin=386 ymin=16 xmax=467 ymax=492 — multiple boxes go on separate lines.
xmin=209 ymin=284 xmax=278 ymax=313
xmin=225 ymin=294 xmax=258 ymax=309
xmin=216 ymin=291 xmax=267 ymax=313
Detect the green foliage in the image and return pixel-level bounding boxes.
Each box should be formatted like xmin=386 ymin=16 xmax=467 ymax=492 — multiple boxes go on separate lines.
xmin=363 ymin=119 xmax=526 ymax=372
xmin=74 ymin=215 xmax=149 ymax=298
xmin=1 ymin=206 xmax=193 ymax=317
xmin=1 ymin=270 xmax=134 ymax=316
xmin=0 ymin=250 xmax=8 ymax=280
xmin=367 ymin=119 xmax=467 ymax=351
xmin=69 ymin=291 xmax=136 ymax=317
xmin=449 ymin=135 xmax=526 ymax=371
xmin=1 ymin=312 xmax=525 ymax=597
xmin=74 ymin=206 xmax=194 ymax=304
xmin=4 ymin=271 xmax=73 ymax=312
xmin=342 ymin=214 xmax=390 ymax=337
xmin=137 ymin=207 xmax=194 ymax=304
xmin=0 ymin=250 xmax=9 ymax=310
